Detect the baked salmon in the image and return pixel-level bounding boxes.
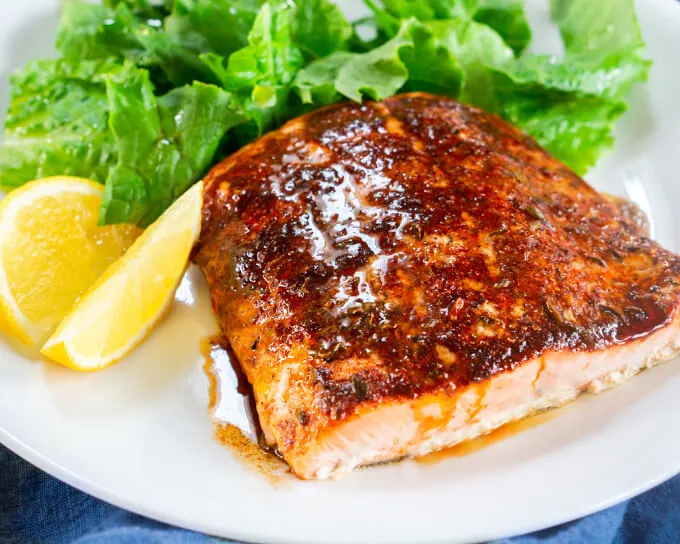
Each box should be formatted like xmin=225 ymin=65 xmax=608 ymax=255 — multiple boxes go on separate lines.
xmin=194 ymin=93 xmax=680 ymax=479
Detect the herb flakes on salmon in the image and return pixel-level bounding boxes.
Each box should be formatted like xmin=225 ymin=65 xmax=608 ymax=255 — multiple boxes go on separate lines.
xmin=194 ymin=93 xmax=680 ymax=479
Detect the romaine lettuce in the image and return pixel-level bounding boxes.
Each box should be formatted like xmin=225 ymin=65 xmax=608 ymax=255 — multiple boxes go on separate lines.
xmin=0 ymin=0 xmax=652 ymax=224
xmin=100 ymin=65 xmax=246 ymax=226
xmin=364 ymin=0 xmax=531 ymax=54
xmin=0 ymin=59 xmax=119 ymax=190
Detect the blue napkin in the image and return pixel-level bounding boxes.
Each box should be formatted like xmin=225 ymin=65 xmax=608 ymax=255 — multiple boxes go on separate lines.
xmin=1 ymin=444 xmax=678 ymax=543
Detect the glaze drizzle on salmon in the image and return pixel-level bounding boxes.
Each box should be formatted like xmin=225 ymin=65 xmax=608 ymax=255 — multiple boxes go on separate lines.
xmin=194 ymin=93 xmax=680 ymax=479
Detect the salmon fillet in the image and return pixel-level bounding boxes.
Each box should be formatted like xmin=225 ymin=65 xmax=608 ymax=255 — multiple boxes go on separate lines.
xmin=194 ymin=93 xmax=680 ymax=479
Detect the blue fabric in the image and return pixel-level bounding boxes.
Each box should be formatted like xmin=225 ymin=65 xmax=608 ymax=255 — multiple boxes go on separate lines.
xmin=1 ymin=444 xmax=678 ymax=543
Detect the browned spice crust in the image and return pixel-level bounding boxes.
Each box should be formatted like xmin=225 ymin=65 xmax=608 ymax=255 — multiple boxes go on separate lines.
xmin=194 ymin=93 xmax=680 ymax=430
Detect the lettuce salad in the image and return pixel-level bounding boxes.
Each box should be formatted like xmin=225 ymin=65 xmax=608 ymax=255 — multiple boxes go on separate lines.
xmin=0 ymin=0 xmax=650 ymax=227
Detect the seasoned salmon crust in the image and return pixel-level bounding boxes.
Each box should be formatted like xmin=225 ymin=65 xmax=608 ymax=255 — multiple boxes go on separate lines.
xmin=194 ymin=93 xmax=680 ymax=479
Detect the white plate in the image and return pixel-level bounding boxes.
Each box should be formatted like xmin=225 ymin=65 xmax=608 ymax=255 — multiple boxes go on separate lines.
xmin=2 ymin=1 xmax=680 ymax=543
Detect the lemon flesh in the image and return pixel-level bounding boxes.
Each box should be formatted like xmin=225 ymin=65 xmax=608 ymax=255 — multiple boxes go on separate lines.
xmin=0 ymin=177 xmax=140 ymax=346
xmin=41 ymin=182 xmax=203 ymax=371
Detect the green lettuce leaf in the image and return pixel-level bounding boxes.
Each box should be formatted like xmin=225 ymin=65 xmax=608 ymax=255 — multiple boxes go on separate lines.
xmin=334 ymin=25 xmax=411 ymax=101
xmin=490 ymin=69 xmax=644 ymax=174
xmin=294 ymin=16 xmax=508 ymax=107
xmin=470 ymin=0 xmax=531 ymax=56
xmin=501 ymin=93 xmax=626 ymax=173
xmin=352 ymin=0 xmax=648 ymax=173
xmin=293 ymin=0 xmax=354 ymax=59
xmin=550 ymin=0 xmax=645 ymax=56
xmin=57 ymin=2 xmax=214 ymax=87
xmin=295 ymin=18 xmax=463 ymax=104
xmin=487 ymin=0 xmax=650 ymax=173
xmin=392 ymin=20 xmax=465 ymax=96
xmin=165 ymin=0 xmax=263 ymax=59
xmin=294 ymin=51 xmax=354 ymax=106
xmin=104 ymin=0 xmax=173 ymax=19
xmin=428 ymin=18 xmax=512 ymax=110
xmin=100 ymin=65 xmax=246 ymax=226
xmin=492 ymin=51 xmax=649 ymax=100
xmin=0 ymin=58 xmax=119 ymax=191
xmin=56 ymin=2 xmax=144 ymax=62
xmin=201 ymin=2 xmax=304 ymax=135
xmin=364 ymin=0 xmax=531 ymax=54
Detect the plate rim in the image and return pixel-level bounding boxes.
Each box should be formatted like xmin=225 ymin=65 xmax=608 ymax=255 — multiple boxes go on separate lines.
xmin=2 ymin=423 xmax=679 ymax=544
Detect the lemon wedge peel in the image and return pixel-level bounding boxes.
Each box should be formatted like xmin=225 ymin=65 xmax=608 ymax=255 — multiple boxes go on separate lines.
xmin=41 ymin=181 xmax=203 ymax=371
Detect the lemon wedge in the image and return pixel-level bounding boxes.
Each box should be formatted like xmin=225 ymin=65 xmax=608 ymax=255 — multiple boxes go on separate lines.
xmin=0 ymin=177 xmax=140 ymax=347
xmin=41 ymin=181 xmax=203 ymax=371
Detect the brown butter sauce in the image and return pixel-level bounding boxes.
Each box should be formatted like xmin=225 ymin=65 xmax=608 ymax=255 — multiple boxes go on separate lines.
xmin=201 ymin=336 xmax=288 ymax=482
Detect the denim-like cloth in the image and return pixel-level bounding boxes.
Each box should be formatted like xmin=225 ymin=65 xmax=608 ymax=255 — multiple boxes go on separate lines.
xmin=1 ymin=444 xmax=678 ymax=543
